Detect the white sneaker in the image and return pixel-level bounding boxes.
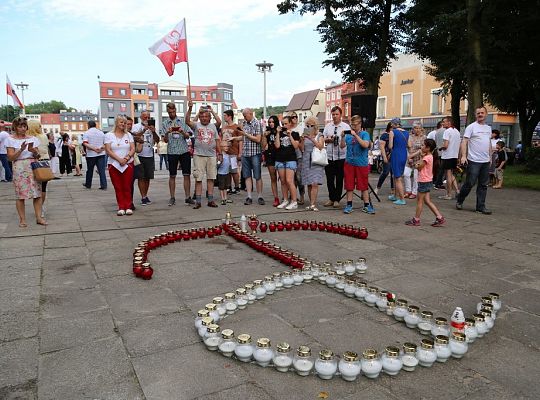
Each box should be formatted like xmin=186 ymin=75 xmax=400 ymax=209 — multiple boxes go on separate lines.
xmin=285 ymin=201 xmax=298 ymax=210
xmin=277 ymin=199 xmax=289 ymax=209
xmin=117 ymin=210 xmax=125 ymax=216
xmin=373 ymin=187 xmax=379 ymax=195
xmin=125 ymin=209 xmax=133 ymax=215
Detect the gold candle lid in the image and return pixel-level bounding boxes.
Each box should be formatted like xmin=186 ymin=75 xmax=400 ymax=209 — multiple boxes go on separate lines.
xmin=421 ymin=310 xmax=434 ymax=319
xmin=201 ymin=316 xmax=214 ymax=326
xmin=205 ymin=303 xmax=217 ymax=311
xmin=396 ymin=299 xmax=408 ymax=307
xmin=362 ymin=349 xmax=378 ymax=360
xmin=221 ymin=329 xmax=234 ymax=339
xmin=435 ymin=335 xmax=449 ymax=345
xmin=367 ymin=286 xmax=378 ymax=293
xmin=319 ymin=349 xmax=334 ymax=360
xmin=343 ymin=351 xmax=359 ymax=362
xmin=408 ymin=305 xmax=420 ymax=313
xmin=304 ymin=261 xmax=312 ymax=267
xmin=481 ymin=296 xmax=493 ymax=304
xmin=452 ymin=331 xmax=466 ymax=342
xmin=264 ymin=276 xmax=273 ymax=282
xmin=379 ymin=290 xmax=389 ymax=298
xmin=197 ymin=309 xmax=210 ymax=318
xmin=473 ymin=313 xmax=485 ymax=322
xmin=235 ymin=288 xmax=246 ymax=296
xmin=297 ymin=345 xmax=311 ymax=357
xmin=327 ymin=271 xmax=336 ymax=276
xmin=346 ymin=279 xmax=355 ymax=285
xmin=245 ymin=283 xmax=254 ymax=290
xmin=282 ymin=271 xmax=291 ymax=276
xmin=336 ymin=261 xmax=344 ymax=267
xmin=272 ymin=272 xmax=281 ymax=278
xmin=480 ymin=309 xmax=492 ymax=317
xmin=277 ymin=342 xmax=291 ymax=353
xmin=435 ymin=317 xmax=448 ymax=326
xmin=253 ymin=279 xmax=263 ymax=286
xmin=212 ymin=297 xmax=224 ymax=304
xmin=224 ymin=292 xmax=236 ymax=300
xmin=323 ymin=262 xmax=332 ymax=268
xmin=346 ymin=259 xmax=354 ymax=264
xmin=481 ymin=303 xmax=494 ymax=312
xmin=142 ymin=262 xmax=151 ymax=268
xmin=256 ymin=338 xmax=271 ymax=348
xmin=356 ymin=281 xmax=367 ymax=288
xmin=403 ymin=342 xmax=417 ymax=353
xmin=421 ymin=339 xmax=434 ymax=349
xmin=387 ymin=300 xmax=396 ymax=308
xmin=488 ymin=292 xmax=500 ymax=300
xmin=237 ymin=334 xmax=251 ymax=344
xmin=465 ymin=318 xmax=476 ymax=327
xmin=207 ymin=324 xmax=220 ymax=334
xmin=358 ymin=257 xmax=366 ymax=262
xmin=385 ymin=346 xmax=400 ymax=357
xmin=133 ymin=256 xmax=144 ymax=261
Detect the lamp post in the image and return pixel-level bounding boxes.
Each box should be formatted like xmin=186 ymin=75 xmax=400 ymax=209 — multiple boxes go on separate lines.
xmin=256 ymin=61 xmax=273 ymax=121
xmin=15 ymin=82 xmax=29 ymax=116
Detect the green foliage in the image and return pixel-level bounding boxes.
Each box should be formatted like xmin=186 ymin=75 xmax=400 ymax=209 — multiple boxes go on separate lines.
xmin=25 ymin=100 xmax=70 ymax=114
xmin=253 ymin=106 xmax=287 ymax=119
xmin=0 ymin=105 xmax=21 ymax=121
xmin=525 ymin=147 xmax=540 ymax=173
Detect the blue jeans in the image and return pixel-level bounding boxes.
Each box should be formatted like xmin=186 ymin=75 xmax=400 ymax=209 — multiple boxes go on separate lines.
xmin=241 ymin=154 xmax=262 ymax=180
xmin=159 ymin=154 xmax=169 ymax=170
xmin=275 ymin=161 xmax=297 ymax=170
xmin=456 ymin=161 xmax=489 ymax=210
xmin=377 ymin=161 xmax=394 ymax=190
xmin=85 ymin=155 xmax=107 ymax=189
xmin=0 ymin=154 xmax=13 ymax=181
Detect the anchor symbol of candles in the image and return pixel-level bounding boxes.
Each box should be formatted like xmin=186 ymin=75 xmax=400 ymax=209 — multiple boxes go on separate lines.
xmin=248 ymin=215 xmax=260 ymax=234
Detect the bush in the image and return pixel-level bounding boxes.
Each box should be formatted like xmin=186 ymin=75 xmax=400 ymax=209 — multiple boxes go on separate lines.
xmin=525 ymin=147 xmax=540 ymax=172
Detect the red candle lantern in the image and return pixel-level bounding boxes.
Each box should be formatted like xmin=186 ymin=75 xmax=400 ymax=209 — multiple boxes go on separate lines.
xmin=309 ymin=220 xmax=317 ymax=231
xmin=317 ymin=221 xmax=325 ymax=231
xmin=285 ymin=221 xmax=293 ymax=231
xmin=190 ymin=229 xmax=199 ymax=240
xmin=214 ymin=226 xmax=222 ymax=235
xmin=301 ymin=220 xmax=309 ymax=230
xmin=182 ymin=230 xmax=191 ymax=241
xmin=133 ymin=261 xmax=144 ymax=277
xmin=141 ymin=263 xmax=154 ymax=280
xmin=359 ymin=227 xmax=368 ymax=239
xmin=292 ymin=220 xmax=301 ymax=230
xmin=277 ymin=221 xmax=284 ymax=232
xmin=259 ymin=222 xmax=268 ymax=233
xmin=269 ymin=222 xmax=276 ymax=232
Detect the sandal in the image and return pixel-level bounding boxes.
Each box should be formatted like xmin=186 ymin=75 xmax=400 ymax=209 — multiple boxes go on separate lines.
xmin=36 ymin=219 xmax=48 ymax=226
xmin=19 ymin=222 xmax=28 ymax=228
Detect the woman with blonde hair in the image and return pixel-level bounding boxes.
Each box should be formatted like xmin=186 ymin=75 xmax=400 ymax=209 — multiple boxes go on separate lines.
xmin=104 ymin=115 xmax=135 ymax=216
xmin=6 ymin=117 xmax=47 ymax=227
xmin=71 ymin=133 xmax=83 ymax=176
xmin=27 ymin=120 xmax=52 ymax=218
xmin=300 ymin=116 xmax=325 ymax=211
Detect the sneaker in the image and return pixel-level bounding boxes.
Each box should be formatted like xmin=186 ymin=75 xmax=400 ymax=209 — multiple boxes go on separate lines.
xmin=333 ymin=201 xmax=341 ymax=208
xmin=193 ymin=203 xmax=202 ymax=209
xmin=227 ymin=189 xmax=234 ymax=195
xmin=168 ymin=197 xmax=176 ymax=206
xmin=82 ymin=183 xmax=90 ymax=189
xmin=141 ymin=198 xmax=148 ymax=206
xmin=277 ymin=199 xmax=289 ymax=209
xmin=273 ymin=198 xmax=280 ymax=207
xmin=208 ymin=201 xmax=218 ymax=208
xmin=374 ymin=187 xmax=379 ymax=195
xmin=323 ymin=200 xmax=334 ymax=207
xmin=297 ymin=198 xmax=305 ymax=206
xmin=455 ymin=202 xmax=463 ymax=210
xmin=475 ymin=208 xmax=492 ymax=215
xmin=185 ymin=197 xmax=195 ymax=205
xmin=125 ymin=209 xmax=133 ymax=215
xmin=220 ymin=199 xmax=227 ymax=205
xmin=244 ymin=197 xmax=253 ymax=205
xmin=388 ymin=195 xmax=397 ymax=201
xmin=226 ymin=199 xmax=233 ymax=203
xmin=285 ymin=201 xmax=298 ymax=210
xmin=431 ymin=216 xmax=446 ymax=227
xmin=117 ymin=210 xmax=125 ymax=216
xmin=362 ymin=204 xmax=376 ymax=214
xmin=257 ymin=197 xmax=265 ymax=205
xmin=343 ymin=204 xmax=353 ymax=214
xmin=405 ymin=217 xmax=420 ymax=226
xmin=393 ymin=199 xmax=407 ymax=205
xmin=438 ymin=195 xmax=453 ymax=200
xmin=145 ymin=197 xmax=152 ymax=205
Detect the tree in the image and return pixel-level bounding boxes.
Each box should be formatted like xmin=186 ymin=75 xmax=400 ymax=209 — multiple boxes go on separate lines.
xmin=277 ymin=0 xmax=408 ymax=136
xmin=0 ymin=105 xmax=21 ymax=121
xmin=24 ymin=100 xmax=70 ymax=114
xmin=253 ymin=105 xmax=287 ymax=119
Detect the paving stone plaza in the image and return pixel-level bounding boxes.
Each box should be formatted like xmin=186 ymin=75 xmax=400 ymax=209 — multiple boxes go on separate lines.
xmin=1 ymin=169 xmax=539 ymax=399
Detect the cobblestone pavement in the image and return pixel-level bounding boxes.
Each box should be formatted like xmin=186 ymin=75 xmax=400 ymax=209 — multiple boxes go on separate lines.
xmin=1 ymin=167 xmax=539 ymax=399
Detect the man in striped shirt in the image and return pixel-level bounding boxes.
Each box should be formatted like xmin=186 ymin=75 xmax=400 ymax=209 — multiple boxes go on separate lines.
xmin=240 ymin=108 xmax=264 ymax=205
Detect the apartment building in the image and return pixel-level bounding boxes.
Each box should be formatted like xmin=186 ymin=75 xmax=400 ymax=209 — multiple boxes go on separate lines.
xmin=59 ymin=111 xmax=98 ymax=134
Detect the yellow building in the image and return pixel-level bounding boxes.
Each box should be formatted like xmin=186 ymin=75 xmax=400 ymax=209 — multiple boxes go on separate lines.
xmin=375 ymin=54 xmax=520 ymax=147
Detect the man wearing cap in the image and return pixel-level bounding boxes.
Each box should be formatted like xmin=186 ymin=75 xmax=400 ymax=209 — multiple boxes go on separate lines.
xmin=322 ymin=106 xmax=350 ymax=207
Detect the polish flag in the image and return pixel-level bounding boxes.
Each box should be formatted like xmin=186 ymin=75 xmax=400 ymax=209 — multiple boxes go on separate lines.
xmin=148 ymin=19 xmax=188 ymax=76
xmin=6 ymin=75 xmax=24 ymax=109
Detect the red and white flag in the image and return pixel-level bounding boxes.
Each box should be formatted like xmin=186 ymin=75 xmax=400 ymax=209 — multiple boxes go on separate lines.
xmin=149 ymin=19 xmax=188 ymax=76
xmin=6 ymin=75 xmax=24 ymax=109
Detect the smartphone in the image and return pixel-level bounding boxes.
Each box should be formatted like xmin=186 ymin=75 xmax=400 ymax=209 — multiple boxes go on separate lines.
xmin=171 ymin=126 xmax=180 ymax=132
xmin=344 ymin=130 xmax=352 ymax=135
xmin=148 ymin=118 xmax=156 ymax=127
xmin=27 ymin=142 xmax=34 ymax=150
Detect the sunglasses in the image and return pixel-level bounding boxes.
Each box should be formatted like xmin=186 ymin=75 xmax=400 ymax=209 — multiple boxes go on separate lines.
xmin=15 ymin=117 xmax=28 ymax=122
xmin=306 ymin=125 xmax=315 ymax=128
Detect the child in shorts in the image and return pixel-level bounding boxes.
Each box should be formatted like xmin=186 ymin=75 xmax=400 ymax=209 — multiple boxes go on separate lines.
xmin=218 ymin=141 xmax=232 ymax=205
xmin=405 ymin=139 xmax=445 ymax=227
xmin=493 ymin=140 xmax=507 ymax=189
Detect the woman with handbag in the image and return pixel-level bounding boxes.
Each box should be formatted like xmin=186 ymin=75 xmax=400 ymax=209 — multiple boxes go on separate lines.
xmin=28 ymin=120 xmax=52 ymax=218
xmin=6 ymin=117 xmax=47 ymax=227
xmin=300 ymin=116 xmax=325 ymax=211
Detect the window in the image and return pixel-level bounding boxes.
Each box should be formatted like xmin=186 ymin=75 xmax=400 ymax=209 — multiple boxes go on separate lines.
xmin=71 ymin=123 xmax=77 ymax=130
xmin=148 ymin=89 xmax=154 ymax=97
xmin=176 ymin=102 xmax=184 ymax=112
xmin=120 ymin=89 xmax=126 ymax=96
xmin=120 ymin=103 xmax=127 ymax=112
xmin=79 ymin=123 xmax=84 ymax=130
xmin=134 ymin=103 xmax=145 ymax=112
xmin=63 ymin=123 xmax=68 ymax=130
xmin=331 ymin=92 xmax=335 ymax=101
xmin=337 ymin=89 xmax=341 ymax=99
xmin=107 ymin=117 xmax=114 ymax=127
xmin=191 ymin=91 xmax=195 ymax=99
xmin=224 ymin=91 xmax=232 ymax=101
xmin=107 ymin=102 xmax=114 ymax=112
xmin=344 ymin=103 xmax=349 ymax=117
xmin=401 ymin=93 xmax=412 ymax=116
xmin=326 ymin=93 xmax=330 ymax=101
xmin=430 ymin=89 xmax=443 ymax=114
xmin=133 ymin=89 xmax=146 ymax=95
xmin=377 ymin=97 xmax=387 ymax=119
xmin=71 ymin=116 xmax=75 ymax=121
xmin=55 ymin=128 xmax=59 ymax=133
xmin=326 ymin=106 xmax=330 ymax=120
xmin=148 ymin=103 xmax=154 ymax=112
xmin=212 ymin=92 xmax=217 ymax=99
xmin=107 ymin=88 xmax=113 ymax=96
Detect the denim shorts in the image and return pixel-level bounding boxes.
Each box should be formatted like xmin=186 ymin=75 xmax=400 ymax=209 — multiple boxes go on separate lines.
xmin=275 ymin=161 xmax=297 ymax=170
xmin=417 ymin=181 xmax=433 ymax=193
xmin=241 ymin=154 xmax=262 ymax=180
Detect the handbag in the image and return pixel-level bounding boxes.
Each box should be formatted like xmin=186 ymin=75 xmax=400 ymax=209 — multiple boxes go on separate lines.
xmin=31 ymin=161 xmax=54 ymax=182
xmin=311 ymin=146 xmax=328 ymax=167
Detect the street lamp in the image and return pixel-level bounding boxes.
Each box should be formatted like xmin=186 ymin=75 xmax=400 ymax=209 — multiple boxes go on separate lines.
xmin=256 ymin=61 xmax=273 ymax=121
xmin=15 ymin=82 xmax=29 ymax=115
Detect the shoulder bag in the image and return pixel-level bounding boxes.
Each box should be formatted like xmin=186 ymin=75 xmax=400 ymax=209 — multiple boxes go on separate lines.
xmin=31 ymin=160 xmax=54 ymax=182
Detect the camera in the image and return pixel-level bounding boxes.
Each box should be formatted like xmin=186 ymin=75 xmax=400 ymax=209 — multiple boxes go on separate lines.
xmin=344 ymin=130 xmax=352 ymax=135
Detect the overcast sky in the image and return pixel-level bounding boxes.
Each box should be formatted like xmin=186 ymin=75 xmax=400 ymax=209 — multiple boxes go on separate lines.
xmin=3 ymin=0 xmax=342 ymax=112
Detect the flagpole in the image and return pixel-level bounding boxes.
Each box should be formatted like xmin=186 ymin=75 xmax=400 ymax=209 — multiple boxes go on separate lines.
xmin=183 ymin=18 xmax=192 ymax=99
xmin=5 ymin=75 xmax=9 ymax=121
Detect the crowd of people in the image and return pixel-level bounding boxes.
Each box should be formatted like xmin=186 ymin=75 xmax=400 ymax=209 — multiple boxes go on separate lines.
xmin=0 ymin=103 xmax=501 ymax=228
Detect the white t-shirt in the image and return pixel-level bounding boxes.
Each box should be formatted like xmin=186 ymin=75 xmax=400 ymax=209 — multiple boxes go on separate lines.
xmin=83 ymin=127 xmax=106 ymax=158
xmin=323 ymin=121 xmax=350 ymax=161
xmin=427 ymin=130 xmax=437 ymax=140
xmin=0 ymin=130 xmax=10 ymax=154
xmin=464 ymin=121 xmax=492 ymax=163
xmin=105 ymin=132 xmax=134 ymax=172
xmin=132 ymin=123 xmax=155 ymax=158
xmin=5 ymin=136 xmax=40 ymax=160
xmin=441 ymin=128 xmax=461 ymax=159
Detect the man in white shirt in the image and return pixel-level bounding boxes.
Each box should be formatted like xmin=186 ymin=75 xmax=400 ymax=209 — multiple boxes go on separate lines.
xmin=323 ymin=106 xmax=351 ymax=207
xmin=0 ymin=120 xmax=13 ymax=182
xmin=132 ymin=111 xmax=160 ymax=206
xmin=82 ymin=120 xmax=107 ymax=190
xmin=456 ymin=106 xmax=493 ymax=214
xmin=438 ymin=116 xmax=461 ymax=200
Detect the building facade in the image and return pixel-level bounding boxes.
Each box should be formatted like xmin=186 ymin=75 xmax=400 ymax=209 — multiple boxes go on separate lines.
xmin=59 ymin=111 xmax=98 ymax=135
xmin=40 ymin=113 xmax=61 ymax=137
xmin=285 ymin=89 xmax=326 ymax=128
